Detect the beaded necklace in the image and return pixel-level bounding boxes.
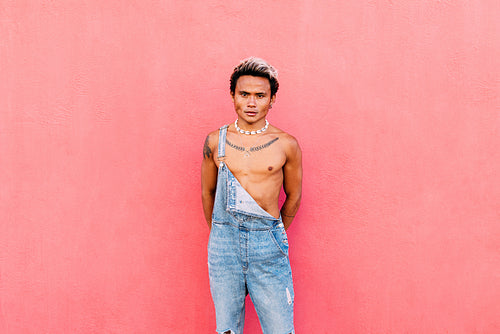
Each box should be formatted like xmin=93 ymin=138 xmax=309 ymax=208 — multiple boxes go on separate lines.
xmin=234 ymin=119 xmax=269 ymax=135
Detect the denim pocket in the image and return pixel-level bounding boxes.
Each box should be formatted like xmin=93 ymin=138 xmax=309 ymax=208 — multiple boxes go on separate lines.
xmin=268 ymin=225 xmax=289 ymax=257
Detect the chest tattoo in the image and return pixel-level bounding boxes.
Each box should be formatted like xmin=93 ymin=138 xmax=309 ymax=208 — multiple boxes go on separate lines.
xmin=226 ymin=137 xmax=279 ymax=153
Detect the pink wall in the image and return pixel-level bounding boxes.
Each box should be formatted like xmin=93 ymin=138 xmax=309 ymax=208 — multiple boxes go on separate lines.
xmin=1 ymin=1 xmax=499 ymax=333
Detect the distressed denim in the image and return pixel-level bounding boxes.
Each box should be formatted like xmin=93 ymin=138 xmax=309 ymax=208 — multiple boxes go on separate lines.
xmin=208 ymin=125 xmax=295 ymax=334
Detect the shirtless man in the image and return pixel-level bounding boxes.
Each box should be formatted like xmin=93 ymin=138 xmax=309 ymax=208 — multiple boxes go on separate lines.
xmin=201 ymin=57 xmax=302 ymax=334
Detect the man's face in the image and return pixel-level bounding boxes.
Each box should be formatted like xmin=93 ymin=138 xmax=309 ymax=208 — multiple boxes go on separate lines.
xmin=232 ymin=75 xmax=275 ymax=126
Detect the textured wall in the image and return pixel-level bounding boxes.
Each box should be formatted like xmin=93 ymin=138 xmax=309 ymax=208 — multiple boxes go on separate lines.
xmin=1 ymin=1 xmax=499 ymax=333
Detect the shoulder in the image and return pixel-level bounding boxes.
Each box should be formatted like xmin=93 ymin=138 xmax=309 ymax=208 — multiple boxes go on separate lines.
xmin=204 ymin=129 xmax=220 ymax=146
xmin=269 ymin=125 xmax=301 ymax=154
xmin=203 ymin=126 xmax=226 ymax=160
xmin=204 ymin=124 xmax=229 ymax=147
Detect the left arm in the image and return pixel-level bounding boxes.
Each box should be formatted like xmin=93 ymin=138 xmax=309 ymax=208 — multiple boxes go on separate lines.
xmin=280 ymin=137 xmax=302 ymax=230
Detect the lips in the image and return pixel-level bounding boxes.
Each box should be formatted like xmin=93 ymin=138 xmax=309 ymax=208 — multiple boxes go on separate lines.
xmin=245 ymin=111 xmax=257 ymax=116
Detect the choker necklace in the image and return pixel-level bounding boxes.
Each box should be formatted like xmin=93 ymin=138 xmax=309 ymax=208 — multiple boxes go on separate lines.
xmin=235 ymin=119 xmax=269 ymax=135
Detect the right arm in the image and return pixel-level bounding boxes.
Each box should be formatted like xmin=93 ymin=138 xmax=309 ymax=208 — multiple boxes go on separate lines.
xmin=201 ymin=132 xmax=218 ymax=230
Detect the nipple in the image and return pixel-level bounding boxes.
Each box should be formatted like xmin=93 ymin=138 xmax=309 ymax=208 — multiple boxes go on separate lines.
xmin=268 ymin=166 xmax=273 ymax=171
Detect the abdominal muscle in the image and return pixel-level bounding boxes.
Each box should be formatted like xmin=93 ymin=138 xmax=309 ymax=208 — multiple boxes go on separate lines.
xmin=236 ymin=171 xmax=283 ymax=219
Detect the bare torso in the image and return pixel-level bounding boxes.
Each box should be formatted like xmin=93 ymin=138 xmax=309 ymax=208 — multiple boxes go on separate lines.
xmin=214 ymin=124 xmax=289 ymax=218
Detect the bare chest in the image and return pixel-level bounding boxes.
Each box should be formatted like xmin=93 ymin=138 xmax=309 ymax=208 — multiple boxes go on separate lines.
xmin=216 ymin=135 xmax=286 ymax=176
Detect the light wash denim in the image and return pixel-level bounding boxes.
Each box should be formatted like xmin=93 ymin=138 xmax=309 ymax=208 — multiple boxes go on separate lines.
xmin=208 ymin=125 xmax=295 ymax=334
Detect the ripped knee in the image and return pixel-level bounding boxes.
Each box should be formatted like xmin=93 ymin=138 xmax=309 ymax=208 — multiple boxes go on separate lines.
xmin=221 ymin=331 xmax=234 ymax=334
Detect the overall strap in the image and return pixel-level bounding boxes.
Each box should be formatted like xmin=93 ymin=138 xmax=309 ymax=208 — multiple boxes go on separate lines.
xmin=217 ymin=124 xmax=229 ymax=160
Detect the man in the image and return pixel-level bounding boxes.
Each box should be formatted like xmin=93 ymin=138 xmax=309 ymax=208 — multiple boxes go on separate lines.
xmin=201 ymin=57 xmax=302 ymax=334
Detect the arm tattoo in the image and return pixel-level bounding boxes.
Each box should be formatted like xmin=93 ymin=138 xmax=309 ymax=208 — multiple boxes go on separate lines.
xmin=226 ymin=137 xmax=279 ymax=152
xmin=203 ymin=136 xmax=212 ymax=159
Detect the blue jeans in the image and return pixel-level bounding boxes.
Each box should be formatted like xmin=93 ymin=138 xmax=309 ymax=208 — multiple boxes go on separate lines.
xmin=208 ymin=125 xmax=294 ymax=334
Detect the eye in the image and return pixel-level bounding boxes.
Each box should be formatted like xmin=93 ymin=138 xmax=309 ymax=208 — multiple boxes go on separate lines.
xmin=258 ymin=94 xmax=265 ymax=98
xmin=240 ymin=92 xmax=248 ymax=97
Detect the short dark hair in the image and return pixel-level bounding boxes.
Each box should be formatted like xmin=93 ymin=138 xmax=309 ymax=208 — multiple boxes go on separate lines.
xmin=230 ymin=57 xmax=279 ymax=98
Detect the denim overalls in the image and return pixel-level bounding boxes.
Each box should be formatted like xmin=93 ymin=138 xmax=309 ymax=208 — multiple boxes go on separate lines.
xmin=208 ymin=125 xmax=295 ymax=334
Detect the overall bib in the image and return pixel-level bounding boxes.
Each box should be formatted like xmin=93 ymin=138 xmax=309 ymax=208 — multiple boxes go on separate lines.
xmin=208 ymin=125 xmax=295 ymax=334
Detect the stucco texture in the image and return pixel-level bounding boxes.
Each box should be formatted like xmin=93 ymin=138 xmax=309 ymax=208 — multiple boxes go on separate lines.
xmin=1 ymin=0 xmax=499 ymax=333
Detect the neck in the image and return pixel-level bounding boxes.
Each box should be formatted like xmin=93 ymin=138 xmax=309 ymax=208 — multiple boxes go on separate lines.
xmin=237 ymin=118 xmax=266 ymax=130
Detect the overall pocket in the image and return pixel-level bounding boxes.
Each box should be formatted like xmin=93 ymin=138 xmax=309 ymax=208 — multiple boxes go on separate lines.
xmin=268 ymin=224 xmax=289 ymax=257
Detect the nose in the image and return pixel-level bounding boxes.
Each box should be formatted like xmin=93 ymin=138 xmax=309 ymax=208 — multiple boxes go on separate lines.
xmin=247 ymin=95 xmax=256 ymax=107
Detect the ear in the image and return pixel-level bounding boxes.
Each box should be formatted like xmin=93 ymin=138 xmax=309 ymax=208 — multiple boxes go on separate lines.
xmin=231 ymin=92 xmax=235 ymax=103
xmin=270 ymin=95 xmax=276 ymax=105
